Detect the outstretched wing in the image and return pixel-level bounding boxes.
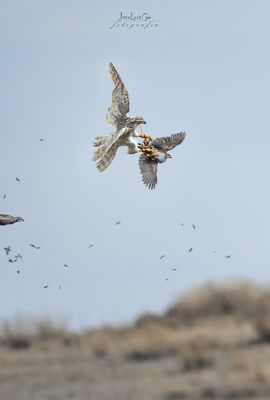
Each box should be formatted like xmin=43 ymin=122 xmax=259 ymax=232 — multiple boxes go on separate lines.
xmin=107 ymin=63 xmax=130 ymax=126
xmin=138 ymin=155 xmax=158 ymax=190
xmin=152 ymin=132 xmax=186 ymax=152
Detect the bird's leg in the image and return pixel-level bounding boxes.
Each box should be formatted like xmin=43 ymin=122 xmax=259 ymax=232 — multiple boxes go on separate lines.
xmin=137 ymin=140 xmax=154 ymax=156
xmin=138 ymin=133 xmax=153 ymax=140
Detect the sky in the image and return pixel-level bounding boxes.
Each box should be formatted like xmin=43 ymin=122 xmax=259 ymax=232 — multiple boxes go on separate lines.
xmin=1 ymin=0 xmax=270 ymax=330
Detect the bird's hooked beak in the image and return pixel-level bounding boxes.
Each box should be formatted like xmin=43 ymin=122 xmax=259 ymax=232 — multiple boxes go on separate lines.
xmin=166 ymin=154 xmax=172 ymax=159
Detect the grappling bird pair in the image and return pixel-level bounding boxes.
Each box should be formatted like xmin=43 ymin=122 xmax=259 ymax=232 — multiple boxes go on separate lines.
xmin=93 ymin=63 xmax=186 ymax=189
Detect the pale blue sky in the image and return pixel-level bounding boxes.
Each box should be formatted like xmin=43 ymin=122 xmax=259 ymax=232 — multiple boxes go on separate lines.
xmin=1 ymin=0 xmax=270 ymax=329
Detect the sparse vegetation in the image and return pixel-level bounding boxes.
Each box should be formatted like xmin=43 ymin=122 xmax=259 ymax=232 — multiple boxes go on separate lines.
xmin=1 ymin=280 xmax=270 ymax=400
xmin=0 ymin=316 xmax=68 ymax=349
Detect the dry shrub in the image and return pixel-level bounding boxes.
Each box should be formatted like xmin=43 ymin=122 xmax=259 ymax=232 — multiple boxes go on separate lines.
xmin=166 ymin=280 xmax=270 ymax=325
xmin=1 ymin=318 xmax=34 ymax=349
xmin=0 ymin=316 xmax=69 ymax=349
xmin=255 ymin=316 xmax=270 ymax=343
xmin=35 ymin=317 xmax=68 ymax=341
xmin=126 ymin=325 xmax=178 ymax=361
xmin=135 ymin=313 xmax=162 ymax=328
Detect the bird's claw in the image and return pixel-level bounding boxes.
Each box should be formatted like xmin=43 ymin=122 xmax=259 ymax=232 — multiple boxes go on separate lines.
xmin=139 ymin=133 xmax=152 ymax=140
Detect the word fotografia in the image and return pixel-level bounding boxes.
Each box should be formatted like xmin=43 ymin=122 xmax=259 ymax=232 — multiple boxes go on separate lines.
xmin=110 ymin=12 xmax=158 ymax=29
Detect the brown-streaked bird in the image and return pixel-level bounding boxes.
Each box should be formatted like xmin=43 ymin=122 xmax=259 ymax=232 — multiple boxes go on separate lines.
xmin=93 ymin=63 xmax=150 ymax=172
xmin=138 ymin=132 xmax=186 ymax=189
xmin=0 ymin=214 xmax=24 ymax=226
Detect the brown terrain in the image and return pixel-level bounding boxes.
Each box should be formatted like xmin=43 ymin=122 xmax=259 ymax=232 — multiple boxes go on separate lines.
xmin=1 ymin=280 xmax=270 ymax=400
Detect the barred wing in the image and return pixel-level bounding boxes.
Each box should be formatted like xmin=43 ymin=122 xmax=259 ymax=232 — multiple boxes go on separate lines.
xmin=152 ymin=132 xmax=186 ymax=152
xmin=139 ymin=155 xmax=158 ymax=190
xmin=106 ymin=63 xmax=130 ymax=126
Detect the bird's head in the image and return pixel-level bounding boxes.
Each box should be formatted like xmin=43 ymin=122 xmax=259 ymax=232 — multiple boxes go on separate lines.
xmin=128 ymin=116 xmax=146 ymax=128
xmin=165 ymin=153 xmax=172 ymax=159
xmin=16 ymin=217 xmax=24 ymax=223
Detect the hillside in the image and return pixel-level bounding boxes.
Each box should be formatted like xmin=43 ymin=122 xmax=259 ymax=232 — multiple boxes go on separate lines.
xmin=1 ymin=281 xmax=270 ymax=400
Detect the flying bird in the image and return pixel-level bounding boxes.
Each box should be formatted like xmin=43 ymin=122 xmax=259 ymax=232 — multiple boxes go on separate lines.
xmin=188 ymin=247 xmax=193 ymax=253
xmin=88 ymin=244 xmax=94 ymax=248
xmin=192 ymin=224 xmax=196 ymax=230
xmin=93 ymin=62 xmax=150 ymax=172
xmin=8 ymin=258 xmax=17 ymax=263
xmin=160 ymin=255 xmax=166 ymax=260
xmin=225 ymin=255 xmax=231 ymax=259
xmin=64 ymin=264 xmax=69 ymax=268
xmin=138 ymin=132 xmax=186 ymax=189
xmin=115 ymin=220 xmax=121 ymax=225
xmin=3 ymin=194 xmax=6 ymax=199
xmin=4 ymin=246 xmax=11 ymax=255
xmin=30 ymin=244 xmax=41 ymax=249
xmin=15 ymin=177 xmax=20 ymax=182
xmin=15 ymin=254 xmax=23 ymax=261
xmin=0 ymin=214 xmax=24 ymax=226
xmin=43 ymin=285 xmax=49 ymax=289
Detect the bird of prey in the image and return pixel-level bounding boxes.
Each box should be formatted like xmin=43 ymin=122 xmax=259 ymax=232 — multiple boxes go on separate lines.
xmin=30 ymin=244 xmax=41 ymax=249
xmin=138 ymin=132 xmax=186 ymax=189
xmin=93 ymin=62 xmax=150 ymax=172
xmin=0 ymin=214 xmax=24 ymax=226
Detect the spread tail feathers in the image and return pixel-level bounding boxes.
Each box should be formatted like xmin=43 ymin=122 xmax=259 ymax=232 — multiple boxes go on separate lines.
xmin=96 ymin=145 xmax=117 ymax=172
xmin=92 ymin=136 xmax=111 ymax=161
xmin=93 ymin=136 xmax=108 ymax=147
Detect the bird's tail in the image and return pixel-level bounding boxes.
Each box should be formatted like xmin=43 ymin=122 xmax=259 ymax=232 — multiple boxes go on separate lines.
xmin=93 ymin=136 xmax=108 ymax=147
xmin=96 ymin=145 xmax=117 ymax=172
xmin=92 ymin=136 xmax=112 ymax=161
